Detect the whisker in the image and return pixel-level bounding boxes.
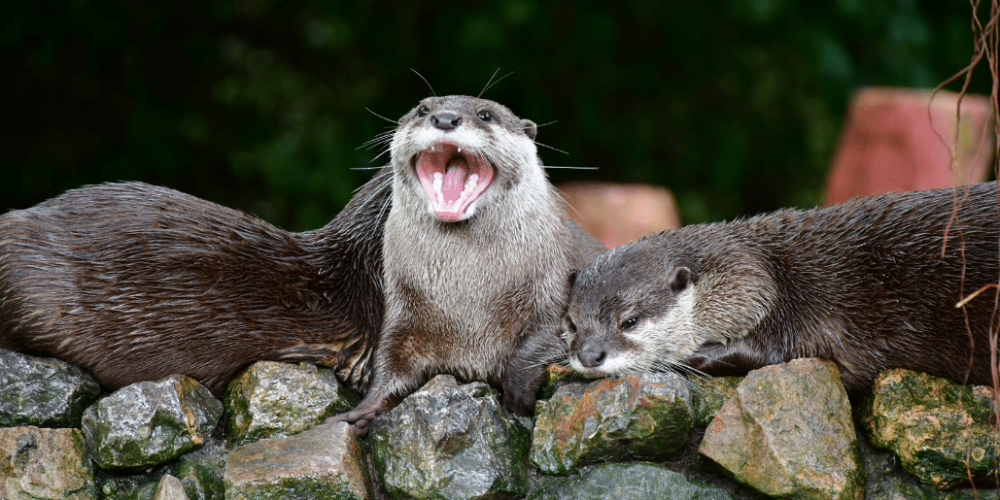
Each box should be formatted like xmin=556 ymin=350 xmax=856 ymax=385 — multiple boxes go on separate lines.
xmin=360 ymin=129 xmax=397 ymax=143
xmin=543 ymin=166 xmax=599 ymax=170
xmin=479 ymin=70 xmax=514 ymax=98
xmin=365 ymin=107 xmax=399 ymax=125
xmin=535 ymin=142 xmax=569 ymax=155
xmin=551 ymin=189 xmax=585 ymax=223
xmin=375 ymin=182 xmax=393 ymax=225
xmin=357 ymin=135 xmax=396 ymax=151
xmin=668 ymin=362 xmax=710 ymax=379
xmin=361 ymin=142 xmax=394 ymax=154
xmin=367 ymin=146 xmax=393 ymax=163
xmin=411 ymin=68 xmax=437 ymax=97
xmin=514 ymin=356 xmax=570 ymax=374
xmin=478 ymin=68 xmax=500 ymax=98
xmin=687 ymin=352 xmax=735 ymax=369
xmin=530 ymin=120 xmax=558 ymax=129
xmin=353 ymin=167 xmax=393 ymax=197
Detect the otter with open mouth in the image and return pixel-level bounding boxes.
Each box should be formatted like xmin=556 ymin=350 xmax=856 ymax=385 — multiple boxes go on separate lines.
xmin=330 ymin=95 xmax=604 ymax=432
xmin=0 ymin=94 xmax=601 ymax=429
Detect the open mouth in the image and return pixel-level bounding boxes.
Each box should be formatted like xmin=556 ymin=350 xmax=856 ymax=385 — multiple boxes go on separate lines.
xmin=413 ymin=141 xmax=494 ymax=222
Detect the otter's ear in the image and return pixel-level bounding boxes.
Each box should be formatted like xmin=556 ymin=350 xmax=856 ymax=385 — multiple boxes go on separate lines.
xmin=568 ymin=269 xmax=579 ymax=288
xmin=520 ymin=119 xmax=537 ymax=141
xmin=669 ymin=266 xmax=691 ymax=292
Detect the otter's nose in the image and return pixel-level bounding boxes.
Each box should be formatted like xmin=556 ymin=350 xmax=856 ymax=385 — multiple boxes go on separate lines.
xmin=430 ymin=111 xmax=462 ymax=131
xmin=577 ymin=342 xmax=607 ymax=368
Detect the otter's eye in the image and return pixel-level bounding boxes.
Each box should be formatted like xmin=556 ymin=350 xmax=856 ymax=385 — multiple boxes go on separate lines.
xmin=417 ymin=105 xmax=430 ymax=117
xmin=477 ymin=110 xmax=493 ymax=122
xmin=621 ymin=317 xmax=638 ymax=331
xmin=566 ymin=318 xmax=577 ymax=333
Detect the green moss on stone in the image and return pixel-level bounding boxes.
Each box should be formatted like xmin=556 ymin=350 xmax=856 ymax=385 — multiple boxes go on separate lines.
xmin=369 ymin=376 xmax=531 ymax=500
xmin=0 ymin=349 xmax=101 ymax=428
xmin=688 ymin=376 xmax=742 ymax=427
xmin=81 ymin=375 xmax=222 ymax=470
xmin=0 ymin=426 xmax=96 ymax=500
xmin=526 ymin=462 xmax=735 ymax=500
xmin=535 ymin=365 xmax=591 ymax=401
xmin=698 ymin=358 xmax=863 ymax=500
xmin=861 ymin=369 xmax=999 ymax=489
xmin=530 ymin=373 xmax=692 ymax=475
xmin=223 ymin=361 xmax=358 ymax=446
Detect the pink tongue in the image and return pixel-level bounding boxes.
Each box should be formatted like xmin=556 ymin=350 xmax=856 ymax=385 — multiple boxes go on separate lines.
xmin=441 ymin=164 xmax=468 ymax=203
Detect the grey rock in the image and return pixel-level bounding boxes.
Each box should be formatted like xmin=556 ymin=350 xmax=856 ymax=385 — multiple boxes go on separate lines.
xmin=174 ymin=440 xmax=226 ymax=500
xmin=526 ymin=462 xmax=735 ymax=500
xmin=861 ymin=369 xmax=998 ymax=490
xmin=223 ymin=361 xmax=358 ymax=446
xmin=96 ymin=438 xmax=226 ymax=500
xmin=530 ymin=373 xmax=692 ymax=475
xmin=369 ymin=375 xmax=531 ymax=500
xmin=699 ymin=358 xmax=864 ymax=500
xmin=689 ymin=376 xmax=742 ymax=427
xmin=153 ymin=475 xmax=189 ymax=500
xmin=0 ymin=349 xmax=101 ymax=428
xmin=857 ymin=431 xmax=997 ymax=500
xmin=0 ymin=425 xmax=96 ymax=500
xmin=224 ymin=420 xmax=370 ymax=500
xmin=81 ymin=374 xmax=222 ymax=470
xmin=100 ymin=472 xmax=162 ymax=500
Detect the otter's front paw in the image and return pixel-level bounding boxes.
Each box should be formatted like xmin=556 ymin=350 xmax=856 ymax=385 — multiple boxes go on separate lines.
xmin=324 ymin=389 xmax=402 ymax=437
xmin=325 ymin=406 xmax=380 ymax=437
xmin=684 ymin=341 xmax=762 ymax=377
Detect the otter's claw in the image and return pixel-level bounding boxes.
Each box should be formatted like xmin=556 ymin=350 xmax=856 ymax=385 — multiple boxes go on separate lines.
xmin=324 ymin=389 xmax=401 ymax=437
xmin=325 ymin=407 xmax=379 ymax=437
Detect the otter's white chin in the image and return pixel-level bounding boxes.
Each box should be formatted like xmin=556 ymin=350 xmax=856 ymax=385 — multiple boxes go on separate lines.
xmin=568 ymin=354 xmax=636 ymax=378
xmin=567 ymin=359 xmax=609 ymax=378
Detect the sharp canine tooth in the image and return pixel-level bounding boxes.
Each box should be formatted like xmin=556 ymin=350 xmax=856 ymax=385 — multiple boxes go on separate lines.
xmin=458 ymin=147 xmax=462 ymax=153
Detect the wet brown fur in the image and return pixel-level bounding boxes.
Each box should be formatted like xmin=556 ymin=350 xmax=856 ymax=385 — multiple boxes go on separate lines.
xmin=568 ymin=182 xmax=1000 ymax=390
xmin=0 ymin=170 xmax=393 ymax=396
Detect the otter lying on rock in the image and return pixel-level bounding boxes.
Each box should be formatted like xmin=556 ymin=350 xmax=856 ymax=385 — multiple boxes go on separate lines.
xmin=0 ymin=171 xmax=392 ymax=396
xmin=563 ymin=182 xmax=1000 ymax=390
xmin=0 ymin=96 xmax=603 ymax=430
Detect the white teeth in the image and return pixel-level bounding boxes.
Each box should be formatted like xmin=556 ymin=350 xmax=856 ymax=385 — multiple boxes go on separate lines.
xmin=432 ymin=172 xmax=444 ymax=204
xmin=429 ymin=172 xmax=481 ymax=213
xmin=457 ymin=147 xmax=462 ymax=153
xmin=463 ymin=174 xmax=479 ymax=195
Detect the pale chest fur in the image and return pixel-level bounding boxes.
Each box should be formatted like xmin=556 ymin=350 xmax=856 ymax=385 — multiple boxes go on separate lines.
xmin=383 ymin=181 xmax=571 ymax=373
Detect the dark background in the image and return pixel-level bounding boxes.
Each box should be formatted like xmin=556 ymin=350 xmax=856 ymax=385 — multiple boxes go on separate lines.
xmin=1 ymin=0 xmax=993 ymax=230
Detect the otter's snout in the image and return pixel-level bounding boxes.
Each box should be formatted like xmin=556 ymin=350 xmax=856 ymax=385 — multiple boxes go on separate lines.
xmin=430 ymin=111 xmax=462 ymax=131
xmin=576 ymin=340 xmax=608 ymax=368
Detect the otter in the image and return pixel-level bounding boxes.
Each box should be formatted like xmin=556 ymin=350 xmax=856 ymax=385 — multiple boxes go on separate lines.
xmin=329 ymin=95 xmax=604 ymax=432
xmin=563 ymin=182 xmax=1000 ymax=390
xmin=0 ymin=95 xmax=603 ymax=422
xmin=0 ymin=169 xmax=393 ymax=396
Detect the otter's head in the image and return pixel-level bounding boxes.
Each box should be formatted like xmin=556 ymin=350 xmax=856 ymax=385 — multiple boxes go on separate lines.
xmin=562 ymin=235 xmax=702 ymax=378
xmin=389 ymin=95 xmax=539 ymax=223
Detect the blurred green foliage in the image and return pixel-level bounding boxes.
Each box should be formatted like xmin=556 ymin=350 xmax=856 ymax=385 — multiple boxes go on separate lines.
xmin=0 ymin=0 xmax=992 ymax=229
